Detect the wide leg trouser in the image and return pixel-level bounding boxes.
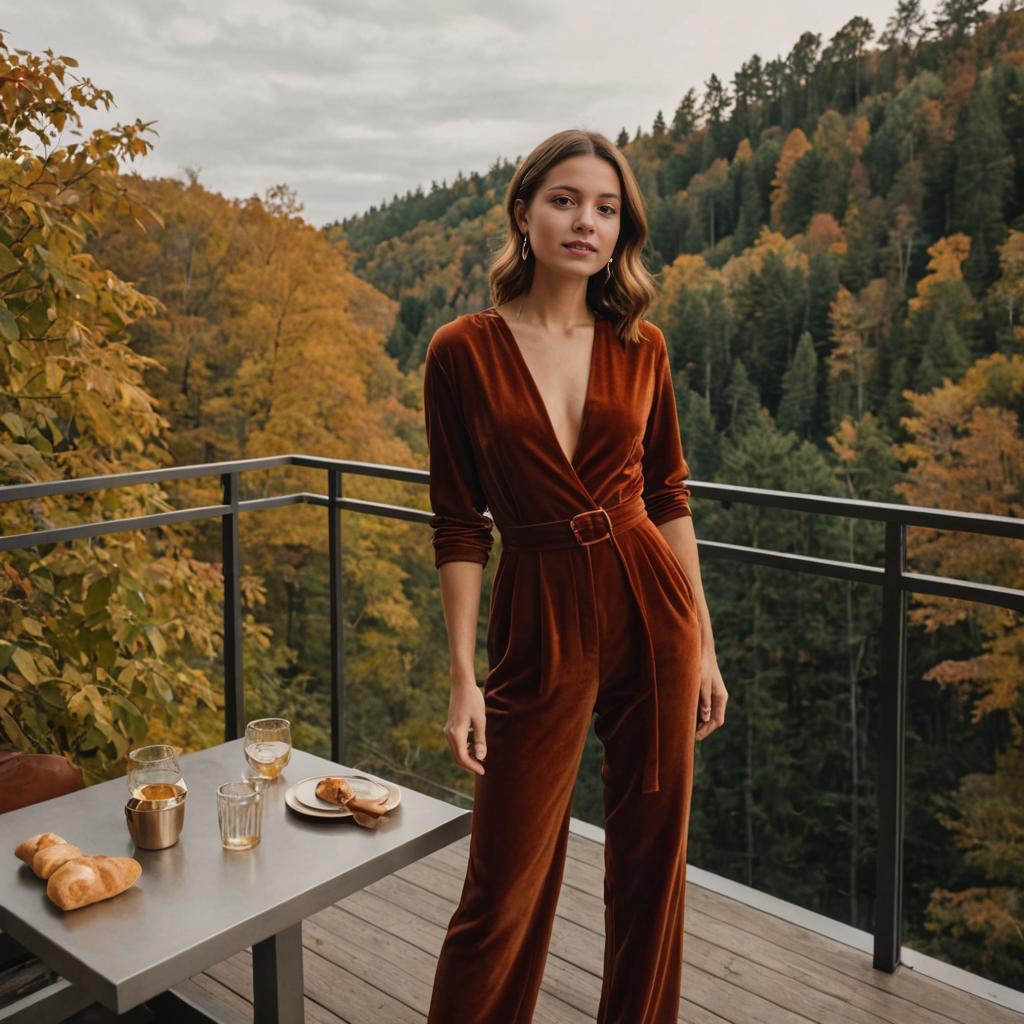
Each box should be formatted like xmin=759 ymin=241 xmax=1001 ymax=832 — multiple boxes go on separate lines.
xmin=426 ymin=538 xmax=702 ymax=1024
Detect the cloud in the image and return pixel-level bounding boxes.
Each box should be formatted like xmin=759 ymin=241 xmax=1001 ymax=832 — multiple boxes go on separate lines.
xmin=3 ymin=0 xmax=955 ymax=226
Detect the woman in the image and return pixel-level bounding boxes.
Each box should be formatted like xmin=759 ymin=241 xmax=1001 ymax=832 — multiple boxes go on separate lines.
xmin=423 ymin=127 xmax=728 ymax=1023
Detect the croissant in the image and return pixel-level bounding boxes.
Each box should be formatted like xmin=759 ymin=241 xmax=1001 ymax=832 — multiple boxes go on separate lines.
xmin=46 ymin=855 xmax=142 ymax=912
xmin=315 ymin=777 xmax=390 ymax=816
xmin=15 ymin=832 xmax=68 ymax=865
xmin=32 ymin=843 xmax=84 ymax=880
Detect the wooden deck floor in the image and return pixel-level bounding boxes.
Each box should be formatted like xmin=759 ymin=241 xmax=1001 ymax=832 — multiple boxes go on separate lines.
xmin=172 ymin=827 xmax=1023 ymax=1024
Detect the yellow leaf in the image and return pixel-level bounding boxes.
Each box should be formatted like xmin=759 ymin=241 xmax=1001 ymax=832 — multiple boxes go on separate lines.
xmin=11 ymin=647 xmax=38 ymax=684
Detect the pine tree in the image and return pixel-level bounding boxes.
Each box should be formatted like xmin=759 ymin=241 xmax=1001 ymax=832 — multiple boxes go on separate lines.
xmin=778 ymin=331 xmax=819 ymax=439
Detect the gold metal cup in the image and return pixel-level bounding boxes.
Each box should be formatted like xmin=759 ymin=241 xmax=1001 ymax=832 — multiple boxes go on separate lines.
xmin=125 ymin=793 xmax=186 ymax=850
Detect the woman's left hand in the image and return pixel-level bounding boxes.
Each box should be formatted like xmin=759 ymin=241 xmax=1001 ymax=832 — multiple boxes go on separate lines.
xmin=695 ymin=648 xmax=728 ymax=742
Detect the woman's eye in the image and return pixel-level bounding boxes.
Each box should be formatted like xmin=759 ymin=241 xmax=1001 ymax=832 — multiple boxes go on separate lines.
xmin=553 ymin=195 xmax=617 ymax=216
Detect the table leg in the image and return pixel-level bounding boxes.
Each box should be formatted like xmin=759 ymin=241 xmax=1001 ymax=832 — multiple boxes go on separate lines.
xmin=252 ymin=922 xmax=304 ymax=1024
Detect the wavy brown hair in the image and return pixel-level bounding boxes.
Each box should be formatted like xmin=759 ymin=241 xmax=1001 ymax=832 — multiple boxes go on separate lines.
xmin=488 ymin=128 xmax=658 ymax=345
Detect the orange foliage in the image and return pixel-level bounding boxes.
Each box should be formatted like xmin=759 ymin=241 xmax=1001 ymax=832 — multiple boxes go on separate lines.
xmin=908 ymin=234 xmax=972 ymax=313
xmin=769 ymin=128 xmax=812 ymax=229
xmin=894 ymin=354 xmax=1024 ymax=732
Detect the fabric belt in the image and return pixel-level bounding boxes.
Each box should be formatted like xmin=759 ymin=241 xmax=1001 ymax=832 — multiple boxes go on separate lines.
xmin=496 ymin=492 xmax=664 ymax=795
xmin=499 ymin=492 xmax=649 ymax=552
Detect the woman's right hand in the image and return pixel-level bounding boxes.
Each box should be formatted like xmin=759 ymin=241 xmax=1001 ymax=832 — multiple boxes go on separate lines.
xmin=444 ymin=679 xmax=487 ymax=775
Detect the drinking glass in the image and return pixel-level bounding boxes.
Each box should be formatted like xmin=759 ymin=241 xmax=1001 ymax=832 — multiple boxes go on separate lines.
xmin=241 ymin=770 xmax=270 ymax=796
xmin=217 ymin=781 xmax=263 ymax=850
xmin=127 ymin=744 xmax=187 ymax=804
xmin=243 ymin=718 xmax=292 ymax=781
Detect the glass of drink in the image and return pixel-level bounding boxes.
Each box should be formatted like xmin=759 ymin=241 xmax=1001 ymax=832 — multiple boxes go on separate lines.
xmin=243 ymin=718 xmax=292 ymax=781
xmin=241 ymin=770 xmax=271 ymax=796
xmin=217 ymin=780 xmax=263 ymax=851
xmin=127 ymin=744 xmax=187 ymax=804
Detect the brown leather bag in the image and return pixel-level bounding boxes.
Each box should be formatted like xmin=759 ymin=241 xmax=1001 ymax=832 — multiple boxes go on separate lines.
xmin=0 ymin=752 xmax=84 ymax=813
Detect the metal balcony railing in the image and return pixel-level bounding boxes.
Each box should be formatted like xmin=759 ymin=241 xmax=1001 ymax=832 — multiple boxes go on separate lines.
xmin=2 ymin=453 xmax=1022 ymax=976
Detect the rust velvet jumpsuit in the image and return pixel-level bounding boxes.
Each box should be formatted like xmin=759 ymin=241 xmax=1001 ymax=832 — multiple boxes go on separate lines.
xmin=423 ymin=307 xmax=702 ymax=1023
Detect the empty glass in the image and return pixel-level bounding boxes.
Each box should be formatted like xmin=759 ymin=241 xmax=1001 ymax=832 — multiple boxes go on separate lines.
xmin=217 ymin=780 xmax=263 ymax=851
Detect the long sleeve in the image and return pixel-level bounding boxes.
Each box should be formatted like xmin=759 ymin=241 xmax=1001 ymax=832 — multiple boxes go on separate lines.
xmin=423 ymin=345 xmax=494 ymax=568
xmin=641 ymin=326 xmax=693 ymax=525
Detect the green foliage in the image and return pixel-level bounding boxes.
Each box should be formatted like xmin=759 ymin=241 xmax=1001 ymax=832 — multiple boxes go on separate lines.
xmin=0 ymin=33 xmax=267 ymax=783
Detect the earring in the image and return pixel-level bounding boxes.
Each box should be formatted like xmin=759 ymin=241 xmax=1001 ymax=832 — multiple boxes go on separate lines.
xmin=605 ymin=256 xmax=614 ymax=282
xmin=520 ymin=234 xmax=530 ymax=261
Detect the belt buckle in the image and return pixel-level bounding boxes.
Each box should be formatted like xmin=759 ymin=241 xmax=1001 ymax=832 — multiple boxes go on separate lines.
xmin=570 ymin=506 xmax=613 ymax=546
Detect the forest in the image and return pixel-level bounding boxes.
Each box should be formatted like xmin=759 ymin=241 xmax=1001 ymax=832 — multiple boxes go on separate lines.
xmin=0 ymin=0 xmax=1021 ymax=990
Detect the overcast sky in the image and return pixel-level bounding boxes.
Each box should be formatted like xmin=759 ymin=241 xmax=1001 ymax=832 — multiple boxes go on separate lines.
xmin=5 ymin=1 xmax=978 ymax=228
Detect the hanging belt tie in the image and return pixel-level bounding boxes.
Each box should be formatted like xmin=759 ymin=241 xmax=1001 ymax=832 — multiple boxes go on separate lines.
xmin=497 ymin=492 xmax=664 ymax=794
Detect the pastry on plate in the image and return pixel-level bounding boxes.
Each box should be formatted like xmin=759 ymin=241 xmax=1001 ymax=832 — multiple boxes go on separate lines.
xmin=315 ymin=776 xmax=390 ymax=819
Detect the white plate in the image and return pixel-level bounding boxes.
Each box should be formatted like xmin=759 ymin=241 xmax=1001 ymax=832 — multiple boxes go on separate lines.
xmin=284 ymin=774 xmax=401 ymax=820
xmin=294 ymin=774 xmax=390 ymax=811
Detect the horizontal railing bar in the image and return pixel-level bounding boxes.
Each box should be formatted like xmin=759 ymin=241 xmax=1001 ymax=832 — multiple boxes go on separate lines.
xmin=697 ymin=481 xmax=1023 ymax=537
xmin=2 ymin=489 xmax=1017 ymax=610
xmin=1 ymin=454 xmax=1021 ymax=537
xmin=0 ymin=494 xmax=315 ymax=553
xmin=0 ymin=503 xmax=233 ymax=552
xmin=299 ymin=492 xmax=435 ymax=524
xmin=0 ymin=455 xmax=299 ymax=502
xmin=0 ymin=492 xmax=434 ymax=552
xmin=289 ymin=454 xmax=430 ymax=485
xmin=702 ymin=539 xmax=1024 ymax=611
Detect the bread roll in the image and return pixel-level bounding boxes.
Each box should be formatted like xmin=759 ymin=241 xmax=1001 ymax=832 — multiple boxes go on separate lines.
xmin=31 ymin=843 xmax=83 ymax=879
xmin=46 ymin=855 xmax=142 ymax=911
xmin=15 ymin=832 xmax=68 ymax=865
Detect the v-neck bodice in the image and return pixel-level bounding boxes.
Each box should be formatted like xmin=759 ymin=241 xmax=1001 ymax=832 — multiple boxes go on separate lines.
xmin=423 ymin=307 xmax=693 ymax=523
xmin=484 ymin=306 xmax=600 ymax=474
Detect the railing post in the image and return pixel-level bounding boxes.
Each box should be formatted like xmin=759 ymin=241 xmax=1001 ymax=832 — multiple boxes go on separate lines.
xmin=873 ymin=520 xmax=907 ymax=971
xmin=328 ymin=469 xmax=346 ymax=764
xmin=221 ymin=472 xmax=245 ymax=741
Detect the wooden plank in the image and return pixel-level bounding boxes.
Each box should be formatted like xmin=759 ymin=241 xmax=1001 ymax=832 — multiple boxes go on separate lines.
xmin=687 ymin=884 xmax=1023 ymax=1024
xmin=405 ymin=834 xmax=983 ymax=1024
xmin=309 ymin=892 xmax=592 ymax=1024
xmin=569 ymin=830 xmax=1020 ymax=1024
xmin=381 ymin=846 xmax=715 ymax=1024
xmin=681 ymin=958 xmax=819 ymax=1024
xmin=173 ymin=976 xmax=253 ymax=1024
xmin=177 ymin=828 xmax=1017 ymax=1024
xmin=304 ymin=915 xmax=434 ymax=1018
xmin=201 ymin=948 xmax=350 ymax=1024
xmin=301 ymin=943 xmax=423 ymax=1024
xmin=686 ymin=905 xmax=950 ymax=1024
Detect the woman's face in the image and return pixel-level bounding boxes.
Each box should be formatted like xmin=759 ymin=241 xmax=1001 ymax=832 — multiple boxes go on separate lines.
xmin=516 ymin=154 xmax=622 ymax=280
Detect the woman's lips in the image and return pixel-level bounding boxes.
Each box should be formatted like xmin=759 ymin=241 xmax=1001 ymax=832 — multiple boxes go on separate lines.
xmin=563 ymin=243 xmax=596 ymax=255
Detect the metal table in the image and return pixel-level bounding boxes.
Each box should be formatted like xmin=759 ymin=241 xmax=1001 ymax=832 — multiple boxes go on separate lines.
xmin=0 ymin=739 xmax=471 ymax=1023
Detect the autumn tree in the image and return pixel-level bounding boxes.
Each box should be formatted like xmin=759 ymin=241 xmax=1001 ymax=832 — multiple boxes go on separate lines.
xmin=906 ymin=234 xmax=979 ymax=390
xmin=0 ymin=35 xmax=243 ymax=779
xmin=893 ymin=353 xmax=1024 ymax=978
xmin=770 ymin=128 xmax=812 ymax=230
